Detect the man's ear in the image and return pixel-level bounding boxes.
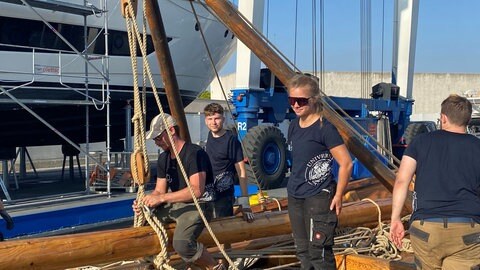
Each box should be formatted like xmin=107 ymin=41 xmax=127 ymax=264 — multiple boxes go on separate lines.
xmin=440 ymin=113 xmax=447 ymax=124
xmin=169 ymin=126 xmax=176 ymax=135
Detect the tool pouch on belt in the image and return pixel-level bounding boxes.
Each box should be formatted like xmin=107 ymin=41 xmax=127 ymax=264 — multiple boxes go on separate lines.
xmin=311 ymin=212 xmax=337 ymax=247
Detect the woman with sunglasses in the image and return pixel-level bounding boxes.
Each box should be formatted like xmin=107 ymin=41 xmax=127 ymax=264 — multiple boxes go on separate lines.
xmin=286 ymin=74 xmax=353 ymax=269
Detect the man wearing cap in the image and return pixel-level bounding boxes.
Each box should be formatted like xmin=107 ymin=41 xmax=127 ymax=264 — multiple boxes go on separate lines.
xmin=132 ymin=113 xmax=223 ymax=269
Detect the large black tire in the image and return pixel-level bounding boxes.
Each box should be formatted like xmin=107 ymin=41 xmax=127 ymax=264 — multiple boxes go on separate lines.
xmin=403 ymin=122 xmax=429 ymax=145
xmin=243 ymin=125 xmax=287 ymax=189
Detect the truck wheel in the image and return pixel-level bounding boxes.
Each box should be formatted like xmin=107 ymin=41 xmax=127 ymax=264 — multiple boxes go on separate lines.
xmin=403 ymin=122 xmax=429 ymax=145
xmin=243 ymin=125 xmax=287 ymax=189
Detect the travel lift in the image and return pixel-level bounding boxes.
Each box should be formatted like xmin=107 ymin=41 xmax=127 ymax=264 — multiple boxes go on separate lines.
xmin=226 ymin=0 xmax=432 ymax=190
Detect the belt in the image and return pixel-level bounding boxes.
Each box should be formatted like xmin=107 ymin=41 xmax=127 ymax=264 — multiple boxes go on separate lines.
xmin=423 ymin=217 xmax=475 ymax=223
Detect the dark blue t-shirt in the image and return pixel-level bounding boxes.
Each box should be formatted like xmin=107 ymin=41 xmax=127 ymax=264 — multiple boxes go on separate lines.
xmin=404 ymin=130 xmax=480 ymax=223
xmin=205 ymin=130 xmax=243 ymax=198
xmin=157 ymin=143 xmax=215 ymax=202
xmin=287 ymin=118 xmax=344 ymax=198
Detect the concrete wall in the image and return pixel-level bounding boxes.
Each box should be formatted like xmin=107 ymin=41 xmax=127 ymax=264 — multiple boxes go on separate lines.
xmin=210 ymin=72 xmax=480 ymax=122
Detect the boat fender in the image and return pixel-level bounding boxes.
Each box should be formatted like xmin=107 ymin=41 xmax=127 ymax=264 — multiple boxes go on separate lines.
xmin=121 ymin=0 xmax=137 ymax=18
xmin=131 ymin=150 xmax=149 ymax=185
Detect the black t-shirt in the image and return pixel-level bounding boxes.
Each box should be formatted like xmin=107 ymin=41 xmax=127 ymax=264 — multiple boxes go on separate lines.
xmin=287 ymin=118 xmax=344 ymax=198
xmin=205 ymin=130 xmax=243 ymax=198
xmin=157 ymin=143 xmax=215 ymax=202
xmin=404 ymin=130 xmax=480 ymax=223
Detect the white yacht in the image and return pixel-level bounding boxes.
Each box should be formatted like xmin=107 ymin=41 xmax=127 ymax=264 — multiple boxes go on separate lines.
xmin=0 ymin=0 xmax=235 ymax=147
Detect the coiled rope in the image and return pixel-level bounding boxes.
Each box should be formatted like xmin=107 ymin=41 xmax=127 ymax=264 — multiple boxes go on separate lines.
xmin=334 ymin=198 xmax=413 ymax=260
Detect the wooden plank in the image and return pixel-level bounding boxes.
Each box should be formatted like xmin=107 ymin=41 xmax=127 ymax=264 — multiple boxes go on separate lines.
xmin=335 ymin=254 xmax=415 ymax=270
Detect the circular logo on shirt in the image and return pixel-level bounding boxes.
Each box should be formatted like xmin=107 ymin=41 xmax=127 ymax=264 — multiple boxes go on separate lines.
xmin=305 ymin=153 xmax=332 ymax=186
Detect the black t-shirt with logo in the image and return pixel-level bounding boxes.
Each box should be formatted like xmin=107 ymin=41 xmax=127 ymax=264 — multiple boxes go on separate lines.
xmin=157 ymin=143 xmax=215 ymax=202
xmin=205 ymin=130 xmax=243 ymax=198
xmin=404 ymin=130 xmax=480 ymax=223
xmin=287 ymin=118 xmax=344 ymax=198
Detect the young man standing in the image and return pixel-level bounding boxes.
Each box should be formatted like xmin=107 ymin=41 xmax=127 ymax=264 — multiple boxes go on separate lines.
xmin=204 ymin=103 xmax=254 ymax=222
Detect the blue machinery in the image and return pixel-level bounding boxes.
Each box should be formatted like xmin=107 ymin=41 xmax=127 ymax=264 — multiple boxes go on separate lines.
xmin=230 ymin=69 xmax=414 ymax=188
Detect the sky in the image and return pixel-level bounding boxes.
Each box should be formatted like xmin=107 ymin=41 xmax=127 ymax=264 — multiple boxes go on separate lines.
xmin=221 ymin=0 xmax=480 ymax=75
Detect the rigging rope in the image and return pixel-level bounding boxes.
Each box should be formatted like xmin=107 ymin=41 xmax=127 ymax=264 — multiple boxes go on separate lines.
xmin=124 ymin=2 xmax=174 ymax=269
xmin=124 ymin=0 xmax=239 ymax=268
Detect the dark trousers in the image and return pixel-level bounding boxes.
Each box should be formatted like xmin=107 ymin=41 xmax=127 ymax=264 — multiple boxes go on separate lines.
xmin=288 ymin=191 xmax=337 ymax=270
xmin=213 ymin=195 xmax=234 ymax=218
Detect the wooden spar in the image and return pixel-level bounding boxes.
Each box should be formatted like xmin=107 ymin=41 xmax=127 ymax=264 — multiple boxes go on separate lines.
xmin=144 ymin=0 xmax=191 ymax=142
xmin=204 ymin=0 xmax=412 ymax=212
xmin=0 ymin=199 xmax=402 ymax=270
xmin=0 ymin=212 xmax=288 ymax=270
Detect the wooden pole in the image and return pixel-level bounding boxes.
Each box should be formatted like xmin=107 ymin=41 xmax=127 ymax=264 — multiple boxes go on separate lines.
xmin=0 ymin=199 xmax=401 ymax=270
xmin=144 ymin=0 xmax=191 ymax=142
xmin=204 ymin=0 xmax=412 ymax=211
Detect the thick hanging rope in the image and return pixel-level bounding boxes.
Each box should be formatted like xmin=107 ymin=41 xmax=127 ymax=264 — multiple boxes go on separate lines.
xmin=123 ymin=1 xmax=238 ymax=269
xmin=124 ymin=2 xmax=174 ymax=269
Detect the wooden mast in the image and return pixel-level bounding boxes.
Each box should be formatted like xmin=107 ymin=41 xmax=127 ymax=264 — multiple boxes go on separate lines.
xmin=144 ymin=0 xmax=191 ymax=142
xmin=0 ymin=199 xmax=400 ymax=270
xmin=204 ymin=0 xmax=412 ymax=211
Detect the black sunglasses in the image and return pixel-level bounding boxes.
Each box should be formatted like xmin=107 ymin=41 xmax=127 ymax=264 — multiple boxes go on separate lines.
xmin=288 ymin=97 xmax=311 ymax=107
xmin=153 ymin=130 xmax=167 ymax=141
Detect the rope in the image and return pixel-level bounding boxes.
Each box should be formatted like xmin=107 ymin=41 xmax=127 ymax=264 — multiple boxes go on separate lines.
xmin=124 ymin=2 xmax=173 ymax=269
xmin=333 ymin=199 xmax=413 ymax=261
xmin=124 ymin=1 xmax=237 ymax=269
xmin=270 ymin=197 xmax=282 ymax=211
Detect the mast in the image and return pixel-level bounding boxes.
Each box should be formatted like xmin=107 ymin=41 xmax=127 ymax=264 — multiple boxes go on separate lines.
xmin=144 ymin=0 xmax=191 ymax=142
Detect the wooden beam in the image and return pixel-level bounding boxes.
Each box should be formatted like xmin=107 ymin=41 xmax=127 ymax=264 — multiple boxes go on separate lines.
xmin=0 ymin=199 xmax=401 ymax=269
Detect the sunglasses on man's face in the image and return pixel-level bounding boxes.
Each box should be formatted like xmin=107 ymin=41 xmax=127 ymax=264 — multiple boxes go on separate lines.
xmin=288 ymin=97 xmax=311 ymax=107
xmin=153 ymin=130 xmax=167 ymax=141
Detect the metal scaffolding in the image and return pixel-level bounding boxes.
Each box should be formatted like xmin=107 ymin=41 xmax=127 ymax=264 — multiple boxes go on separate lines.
xmin=0 ymin=0 xmax=113 ymax=199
